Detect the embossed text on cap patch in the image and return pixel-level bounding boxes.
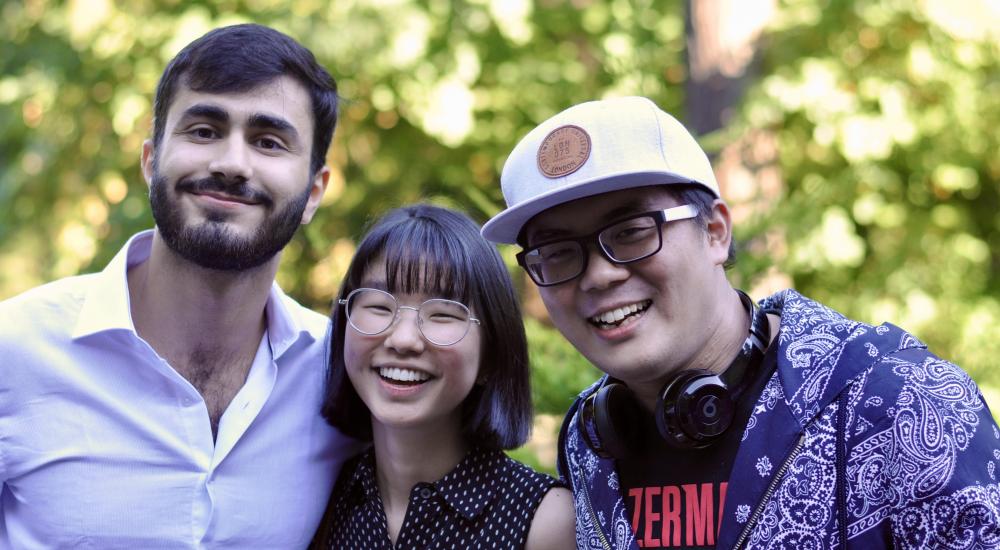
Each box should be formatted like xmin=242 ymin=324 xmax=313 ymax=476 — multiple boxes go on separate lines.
xmin=537 ymin=125 xmax=591 ymax=178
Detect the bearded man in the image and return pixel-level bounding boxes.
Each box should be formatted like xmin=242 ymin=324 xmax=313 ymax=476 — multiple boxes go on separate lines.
xmin=0 ymin=24 xmax=359 ymax=548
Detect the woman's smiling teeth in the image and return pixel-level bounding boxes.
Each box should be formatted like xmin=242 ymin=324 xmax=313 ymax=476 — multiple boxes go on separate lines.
xmin=377 ymin=367 xmax=431 ymax=384
xmin=589 ymin=300 xmax=652 ymax=328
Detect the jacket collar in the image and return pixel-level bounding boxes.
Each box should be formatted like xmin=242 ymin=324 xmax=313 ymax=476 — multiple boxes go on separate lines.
xmin=761 ymin=289 xmax=926 ymax=430
xmin=716 ymin=289 xmax=926 ymax=547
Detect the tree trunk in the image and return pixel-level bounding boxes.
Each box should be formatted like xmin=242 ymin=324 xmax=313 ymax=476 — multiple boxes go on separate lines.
xmin=685 ymin=0 xmax=790 ymax=295
xmin=685 ymin=0 xmax=775 ymax=139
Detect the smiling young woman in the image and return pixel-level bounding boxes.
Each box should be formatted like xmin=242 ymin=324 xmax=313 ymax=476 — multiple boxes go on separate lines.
xmin=311 ymin=204 xmax=575 ymax=550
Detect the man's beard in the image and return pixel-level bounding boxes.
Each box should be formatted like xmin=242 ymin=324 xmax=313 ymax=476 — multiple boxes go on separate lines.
xmin=149 ymin=170 xmax=312 ymax=272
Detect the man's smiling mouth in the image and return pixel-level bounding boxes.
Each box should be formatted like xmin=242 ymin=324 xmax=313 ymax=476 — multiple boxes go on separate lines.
xmin=589 ymin=300 xmax=652 ymax=328
xmin=191 ymin=190 xmax=262 ymax=206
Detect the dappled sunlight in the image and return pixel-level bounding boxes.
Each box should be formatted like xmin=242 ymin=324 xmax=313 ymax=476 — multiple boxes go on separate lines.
xmin=1 ymin=0 xmax=998 ymax=453
xmin=922 ymin=0 xmax=1000 ymax=43
xmin=419 ymin=77 xmax=475 ymax=146
xmin=389 ymin=10 xmax=431 ymax=67
xmin=789 ymin=207 xmax=866 ymax=270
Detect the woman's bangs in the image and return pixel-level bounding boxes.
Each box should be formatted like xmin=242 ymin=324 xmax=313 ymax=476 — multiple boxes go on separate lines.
xmin=377 ymin=224 xmax=472 ymax=304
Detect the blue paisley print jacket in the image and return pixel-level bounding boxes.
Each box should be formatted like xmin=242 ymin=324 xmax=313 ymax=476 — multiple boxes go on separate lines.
xmin=558 ymin=289 xmax=1000 ymax=549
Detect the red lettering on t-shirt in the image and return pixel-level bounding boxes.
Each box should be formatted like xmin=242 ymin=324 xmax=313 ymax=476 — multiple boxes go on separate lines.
xmin=682 ymin=483 xmax=714 ymax=546
xmin=661 ymin=485 xmax=682 ymax=546
xmin=627 ymin=483 xmax=729 ymax=547
xmin=629 ymin=487 xmax=644 ymax=542
xmin=643 ymin=486 xmax=662 ymax=547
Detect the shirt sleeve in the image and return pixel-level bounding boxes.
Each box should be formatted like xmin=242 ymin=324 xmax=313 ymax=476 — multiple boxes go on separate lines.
xmin=0 ymin=333 xmax=10 ymax=484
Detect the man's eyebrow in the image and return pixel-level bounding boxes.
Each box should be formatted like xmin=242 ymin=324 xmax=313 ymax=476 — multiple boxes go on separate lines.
xmin=179 ymin=104 xmax=229 ymax=124
xmin=599 ymin=201 xmax=648 ymax=223
xmin=177 ymin=106 xmax=302 ymax=145
xmin=247 ymin=113 xmax=301 ymax=143
xmin=528 ymin=200 xmax=651 ymax=244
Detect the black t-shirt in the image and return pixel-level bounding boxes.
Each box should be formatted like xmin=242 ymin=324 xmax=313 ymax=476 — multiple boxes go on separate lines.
xmin=619 ymin=343 xmax=778 ymax=549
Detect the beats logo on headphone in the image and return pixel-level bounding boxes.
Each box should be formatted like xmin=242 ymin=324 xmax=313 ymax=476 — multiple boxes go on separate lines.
xmin=577 ymin=290 xmax=771 ymax=459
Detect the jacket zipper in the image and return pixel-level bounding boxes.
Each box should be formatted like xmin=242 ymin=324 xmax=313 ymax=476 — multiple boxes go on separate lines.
xmin=580 ymin=477 xmax=613 ymax=550
xmin=732 ymin=434 xmax=806 ymax=549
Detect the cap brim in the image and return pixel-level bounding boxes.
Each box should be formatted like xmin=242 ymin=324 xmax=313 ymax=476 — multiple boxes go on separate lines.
xmin=481 ymin=170 xmax=713 ymax=244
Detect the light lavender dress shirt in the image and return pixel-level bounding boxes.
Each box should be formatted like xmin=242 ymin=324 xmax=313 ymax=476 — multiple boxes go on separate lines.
xmin=0 ymin=231 xmax=360 ymax=549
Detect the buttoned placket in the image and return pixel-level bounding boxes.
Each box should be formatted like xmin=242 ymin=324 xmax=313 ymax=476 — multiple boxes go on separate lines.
xmin=394 ymin=482 xmax=444 ymax=548
xmin=133 ymin=329 xmax=276 ymax=545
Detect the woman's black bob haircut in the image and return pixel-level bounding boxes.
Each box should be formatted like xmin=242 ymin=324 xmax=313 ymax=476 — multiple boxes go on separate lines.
xmin=321 ymin=204 xmax=532 ymax=450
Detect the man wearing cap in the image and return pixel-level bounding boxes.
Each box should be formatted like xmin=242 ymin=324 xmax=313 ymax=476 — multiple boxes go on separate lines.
xmin=482 ymin=96 xmax=1000 ymax=549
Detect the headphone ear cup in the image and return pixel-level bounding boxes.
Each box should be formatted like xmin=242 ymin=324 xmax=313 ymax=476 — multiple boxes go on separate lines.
xmin=656 ymin=370 xmax=736 ymax=449
xmin=577 ymin=382 xmax=643 ymax=459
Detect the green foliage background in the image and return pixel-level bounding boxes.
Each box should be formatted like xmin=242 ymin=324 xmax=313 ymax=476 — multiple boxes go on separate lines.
xmin=2 ymin=0 xmax=998 ymax=469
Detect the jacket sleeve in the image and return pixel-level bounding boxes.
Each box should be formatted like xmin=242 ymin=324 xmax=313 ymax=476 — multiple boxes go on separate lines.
xmin=866 ymin=349 xmax=1000 ymax=548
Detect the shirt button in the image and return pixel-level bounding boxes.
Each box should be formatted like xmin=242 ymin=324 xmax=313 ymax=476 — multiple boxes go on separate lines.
xmin=418 ymin=487 xmax=433 ymax=499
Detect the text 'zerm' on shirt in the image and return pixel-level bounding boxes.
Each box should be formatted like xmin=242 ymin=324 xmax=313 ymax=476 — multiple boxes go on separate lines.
xmin=627 ymin=482 xmax=727 ymax=548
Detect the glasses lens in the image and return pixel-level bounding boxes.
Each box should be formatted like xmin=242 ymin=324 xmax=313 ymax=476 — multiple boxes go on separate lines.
xmin=599 ymin=215 xmax=661 ymax=262
xmin=419 ymin=299 xmax=472 ymax=345
xmin=346 ymin=289 xmax=397 ymax=334
xmin=523 ymin=241 xmax=585 ymax=285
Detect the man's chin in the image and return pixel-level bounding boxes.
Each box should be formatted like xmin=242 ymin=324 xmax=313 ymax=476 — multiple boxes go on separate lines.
xmin=150 ymin=172 xmax=309 ymax=273
xmin=162 ymin=224 xmax=279 ymax=272
xmin=581 ymin=345 xmax=662 ymax=379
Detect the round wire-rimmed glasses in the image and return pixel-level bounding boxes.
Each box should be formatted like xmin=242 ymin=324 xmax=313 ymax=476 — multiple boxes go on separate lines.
xmin=516 ymin=204 xmax=699 ymax=286
xmin=339 ymin=288 xmax=481 ymax=346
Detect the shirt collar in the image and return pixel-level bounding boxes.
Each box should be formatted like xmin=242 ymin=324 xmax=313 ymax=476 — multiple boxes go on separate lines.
xmin=71 ymin=230 xmax=152 ymax=339
xmin=432 ymin=447 xmax=502 ymax=519
xmin=263 ymin=280 xmax=319 ymax=360
xmin=349 ymin=447 xmax=503 ymax=521
xmin=351 ymin=449 xmax=380 ymax=504
xmin=71 ymin=229 xmax=319 ymax=360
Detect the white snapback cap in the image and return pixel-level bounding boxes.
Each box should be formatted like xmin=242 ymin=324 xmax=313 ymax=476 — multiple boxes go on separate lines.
xmin=481 ymin=96 xmax=720 ymax=244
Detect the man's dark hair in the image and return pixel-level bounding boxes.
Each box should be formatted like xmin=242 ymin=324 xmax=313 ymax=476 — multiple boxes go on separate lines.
xmin=152 ymin=24 xmax=338 ymax=176
xmin=321 ymin=204 xmax=534 ymax=450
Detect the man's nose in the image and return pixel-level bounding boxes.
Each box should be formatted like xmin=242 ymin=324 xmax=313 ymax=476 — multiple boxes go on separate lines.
xmin=208 ymin=136 xmax=253 ymax=182
xmin=578 ymin=244 xmax=630 ymax=292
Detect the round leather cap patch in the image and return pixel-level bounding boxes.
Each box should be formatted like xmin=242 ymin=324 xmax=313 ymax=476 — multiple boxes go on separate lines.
xmin=537 ymin=125 xmax=591 ymax=178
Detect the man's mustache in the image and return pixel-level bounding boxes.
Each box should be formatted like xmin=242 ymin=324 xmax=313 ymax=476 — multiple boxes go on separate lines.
xmin=176 ymin=176 xmax=273 ymax=207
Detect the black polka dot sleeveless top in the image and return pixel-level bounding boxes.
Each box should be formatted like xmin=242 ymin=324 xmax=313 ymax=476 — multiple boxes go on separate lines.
xmin=310 ymin=446 xmax=559 ymax=549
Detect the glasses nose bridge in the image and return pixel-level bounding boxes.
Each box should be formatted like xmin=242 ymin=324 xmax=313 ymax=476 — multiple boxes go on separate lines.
xmin=377 ymin=303 xmax=425 ymax=346
xmin=393 ymin=304 xmax=423 ymax=327
xmin=586 ymin=229 xmax=618 ymax=264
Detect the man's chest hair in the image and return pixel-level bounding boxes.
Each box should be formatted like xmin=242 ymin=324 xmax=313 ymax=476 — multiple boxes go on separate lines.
xmin=173 ymin=345 xmax=256 ymax=434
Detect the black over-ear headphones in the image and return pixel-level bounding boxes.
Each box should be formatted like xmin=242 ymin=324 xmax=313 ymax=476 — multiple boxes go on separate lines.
xmin=577 ymin=290 xmax=771 ymax=459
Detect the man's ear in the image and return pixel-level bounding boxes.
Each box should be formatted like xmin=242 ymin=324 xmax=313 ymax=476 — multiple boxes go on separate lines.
xmin=705 ymin=199 xmax=733 ymax=267
xmin=141 ymin=139 xmax=155 ymax=188
xmin=300 ymin=166 xmax=330 ymax=225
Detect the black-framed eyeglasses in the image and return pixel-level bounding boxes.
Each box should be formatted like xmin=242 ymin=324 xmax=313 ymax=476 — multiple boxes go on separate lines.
xmin=339 ymin=288 xmax=481 ymax=346
xmin=516 ymin=204 xmax=699 ymax=287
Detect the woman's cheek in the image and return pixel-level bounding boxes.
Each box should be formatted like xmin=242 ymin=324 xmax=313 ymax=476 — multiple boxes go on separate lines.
xmin=343 ymin=335 xmax=368 ymax=375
